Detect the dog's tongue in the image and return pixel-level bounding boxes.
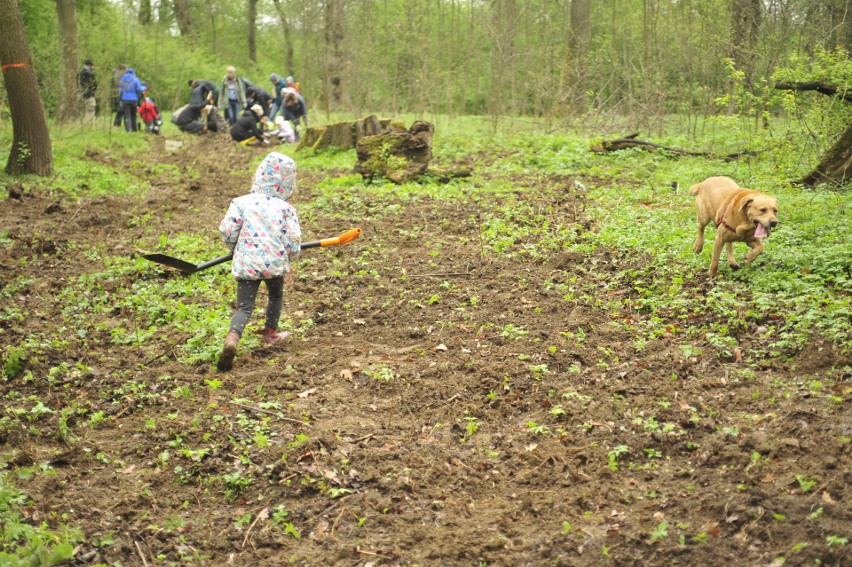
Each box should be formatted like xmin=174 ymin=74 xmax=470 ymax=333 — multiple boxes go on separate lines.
xmin=754 ymin=224 xmax=769 ymax=238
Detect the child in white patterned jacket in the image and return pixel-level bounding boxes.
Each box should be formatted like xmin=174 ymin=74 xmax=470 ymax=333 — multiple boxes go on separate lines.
xmin=217 ymin=152 xmax=301 ymax=371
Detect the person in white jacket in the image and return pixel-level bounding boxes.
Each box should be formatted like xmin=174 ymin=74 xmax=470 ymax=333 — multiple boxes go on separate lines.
xmin=217 ymin=152 xmax=301 ymax=371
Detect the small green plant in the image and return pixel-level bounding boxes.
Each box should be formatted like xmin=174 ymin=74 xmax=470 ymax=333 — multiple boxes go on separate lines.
xmin=608 ymin=445 xmax=629 ymax=471
xmin=464 ymin=415 xmax=479 ymax=438
xmin=501 ymin=324 xmax=528 ymax=340
xmin=795 ymin=474 xmax=816 ymax=493
xmin=826 ymin=535 xmax=848 ymax=547
xmin=650 ymin=522 xmax=668 ymax=542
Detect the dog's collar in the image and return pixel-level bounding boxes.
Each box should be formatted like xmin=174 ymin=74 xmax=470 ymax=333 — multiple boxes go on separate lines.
xmin=716 ymin=201 xmax=737 ymax=233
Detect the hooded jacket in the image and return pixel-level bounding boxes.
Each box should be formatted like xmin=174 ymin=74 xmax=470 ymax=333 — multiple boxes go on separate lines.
xmin=219 ymin=153 xmax=301 ymax=280
xmin=119 ymin=68 xmax=143 ymax=102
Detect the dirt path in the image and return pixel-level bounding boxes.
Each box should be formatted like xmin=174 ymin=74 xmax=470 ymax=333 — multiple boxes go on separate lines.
xmin=1 ymin=137 xmax=849 ymax=566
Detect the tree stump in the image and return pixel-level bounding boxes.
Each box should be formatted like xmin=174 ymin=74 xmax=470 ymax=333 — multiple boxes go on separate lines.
xmin=354 ymin=120 xmax=435 ymax=184
xmin=298 ymin=114 xmax=385 ymax=151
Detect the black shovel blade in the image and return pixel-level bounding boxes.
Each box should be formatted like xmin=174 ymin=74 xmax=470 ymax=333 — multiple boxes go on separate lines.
xmin=142 ymin=253 xmax=203 ymax=274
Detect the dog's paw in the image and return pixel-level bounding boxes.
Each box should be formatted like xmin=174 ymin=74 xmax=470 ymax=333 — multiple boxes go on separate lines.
xmin=693 ymin=244 xmax=704 ymax=254
xmin=728 ymin=262 xmax=741 ymax=270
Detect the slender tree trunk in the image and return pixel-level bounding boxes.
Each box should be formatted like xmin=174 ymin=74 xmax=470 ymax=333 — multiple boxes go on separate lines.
xmin=569 ymin=0 xmax=591 ymax=114
xmin=271 ymin=0 xmax=296 ymax=75
xmin=324 ymin=0 xmax=345 ymax=111
xmin=489 ymin=0 xmax=518 ymax=129
xmin=56 ymin=0 xmax=79 ymax=123
xmin=173 ymin=0 xmax=194 ymax=38
xmin=0 ymin=0 xmax=53 ymax=175
xmin=139 ymin=0 xmax=152 ymax=25
xmin=248 ymin=0 xmax=258 ymax=64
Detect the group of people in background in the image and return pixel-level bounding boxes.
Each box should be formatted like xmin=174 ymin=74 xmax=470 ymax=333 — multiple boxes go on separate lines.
xmin=172 ymin=65 xmax=308 ymax=146
xmin=77 ymin=60 xmax=306 ymax=144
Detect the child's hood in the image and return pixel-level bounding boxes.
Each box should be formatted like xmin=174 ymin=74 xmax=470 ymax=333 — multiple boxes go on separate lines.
xmin=250 ymin=152 xmax=296 ymax=201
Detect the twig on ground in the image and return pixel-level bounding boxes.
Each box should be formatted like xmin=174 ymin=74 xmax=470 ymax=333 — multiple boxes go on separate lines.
xmin=134 ymin=541 xmax=150 ymax=567
xmin=225 ymin=400 xmax=312 ymax=427
xmin=242 ymin=507 xmax=269 ymax=548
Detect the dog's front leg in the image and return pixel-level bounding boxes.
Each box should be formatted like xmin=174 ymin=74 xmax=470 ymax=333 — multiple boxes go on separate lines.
xmin=726 ymin=242 xmax=740 ymax=269
xmin=743 ymin=239 xmax=764 ymax=265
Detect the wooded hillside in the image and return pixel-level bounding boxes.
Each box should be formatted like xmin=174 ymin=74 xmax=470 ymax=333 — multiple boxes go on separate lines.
xmin=2 ymin=0 xmax=850 ymax=120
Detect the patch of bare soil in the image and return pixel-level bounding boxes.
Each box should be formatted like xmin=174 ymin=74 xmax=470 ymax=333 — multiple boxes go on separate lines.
xmin=1 ymin=136 xmax=849 ymax=566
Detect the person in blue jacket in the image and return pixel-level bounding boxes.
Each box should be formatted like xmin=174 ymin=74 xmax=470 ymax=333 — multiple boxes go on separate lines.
xmin=118 ymin=67 xmax=144 ymax=132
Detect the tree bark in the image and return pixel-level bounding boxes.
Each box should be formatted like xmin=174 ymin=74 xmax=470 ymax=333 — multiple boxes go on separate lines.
xmin=324 ymin=0 xmax=345 ymax=112
xmin=798 ymin=120 xmax=852 ymax=186
xmin=270 ymin=0 xmax=296 ymax=74
xmin=139 ymin=0 xmax=152 ymax=25
xmin=775 ymin=81 xmax=852 ymax=103
xmin=173 ymin=0 xmax=194 ymax=38
xmin=729 ymin=0 xmax=762 ymax=103
xmin=568 ymin=0 xmax=591 ymax=113
xmin=248 ymin=0 xmax=258 ymax=65
xmin=0 ymin=0 xmax=53 ymax=175
xmin=56 ymin=0 xmax=79 ymax=123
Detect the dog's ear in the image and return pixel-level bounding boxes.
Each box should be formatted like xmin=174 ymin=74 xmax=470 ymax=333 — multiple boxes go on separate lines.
xmin=739 ymin=197 xmax=754 ymax=212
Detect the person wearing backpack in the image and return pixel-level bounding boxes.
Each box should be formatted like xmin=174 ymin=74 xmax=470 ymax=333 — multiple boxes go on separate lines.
xmin=77 ymin=59 xmax=97 ymax=124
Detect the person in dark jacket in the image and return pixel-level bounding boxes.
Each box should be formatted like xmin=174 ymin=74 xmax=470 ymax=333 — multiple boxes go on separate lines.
xmin=189 ymin=79 xmax=219 ymax=105
xmin=268 ymin=74 xmax=288 ymax=120
xmin=118 ymin=67 xmax=144 ymax=132
xmin=230 ymin=105 xmax=268 ymax=143
xmin=77 ymin=59 xmax=97 ymax=124
xmin=245 ymin=86 xmax=273 ymax=117
xmin=282 ymin=90 xmax=308 ymax=140
xmin=175 ymin=82 xmax=215 ymax=134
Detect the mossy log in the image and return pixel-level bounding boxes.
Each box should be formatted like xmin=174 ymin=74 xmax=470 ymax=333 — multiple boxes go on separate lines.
xmin=354 ymin=120 xmax=435 ymax=184
xmin=298 ymin=114 xmax=385 ymax=152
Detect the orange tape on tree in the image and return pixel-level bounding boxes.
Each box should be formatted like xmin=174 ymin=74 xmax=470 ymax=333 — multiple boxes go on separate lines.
xmin=1 ymin=63 xmax=28 ymax=72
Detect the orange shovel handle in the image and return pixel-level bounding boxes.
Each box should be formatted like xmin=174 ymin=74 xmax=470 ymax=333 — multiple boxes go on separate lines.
xmin=317 ymin=227 xmax=363 ymax=247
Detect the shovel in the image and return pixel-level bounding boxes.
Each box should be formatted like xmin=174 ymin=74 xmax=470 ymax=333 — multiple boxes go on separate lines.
xmin=143 ymin=228 xmax=362 ymax=274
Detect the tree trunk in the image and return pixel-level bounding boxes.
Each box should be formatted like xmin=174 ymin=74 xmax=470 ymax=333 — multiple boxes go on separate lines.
xmin=270 ymin=0 xmax=296 ymax=75
xmin=174 ymin=0 xmax=194 ymax=38
xmin=798 ymin=120 xmax=852 ymax=186
xmin=568 ymin=0 xmax=591 ymax=114
xmin=56 ymin=0 xmax=79 ymax=123
xmin=139 ymin=0 xmax=152 ymax=25
xmin=728 ymin=0 xmax=762 ymax=113
xmin=324 ymin=0 xmax=345 ymax=112
xmin=489 ymin=0 xmax=518 ymax=126
xmin=0 ymin=0 xmax=53 ymax=175
xmin=248 ymin=0 xmax=258 ymax=65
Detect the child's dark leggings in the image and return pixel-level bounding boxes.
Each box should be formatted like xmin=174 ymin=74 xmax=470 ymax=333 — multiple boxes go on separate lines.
xmin=229 ymin=276 xmax=284 ymax=337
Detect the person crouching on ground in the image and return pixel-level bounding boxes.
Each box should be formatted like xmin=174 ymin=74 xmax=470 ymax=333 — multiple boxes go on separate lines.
xmin=230 ymin=104 xmax=268 ymax=144
xmin=217 ymin=153 xmax=301 ymax=371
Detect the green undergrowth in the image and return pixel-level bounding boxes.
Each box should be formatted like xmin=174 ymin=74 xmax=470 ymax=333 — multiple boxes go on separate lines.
xmin=0 ymin=473 xmax=82 ymax=566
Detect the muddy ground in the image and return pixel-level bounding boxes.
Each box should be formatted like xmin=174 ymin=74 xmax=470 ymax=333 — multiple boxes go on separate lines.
xmin=1 ymin=134 xmax=850 ymax=566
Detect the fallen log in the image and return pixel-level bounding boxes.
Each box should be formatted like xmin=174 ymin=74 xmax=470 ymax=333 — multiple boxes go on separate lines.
xmin=591 ymin=134 xmax=756 ymax=161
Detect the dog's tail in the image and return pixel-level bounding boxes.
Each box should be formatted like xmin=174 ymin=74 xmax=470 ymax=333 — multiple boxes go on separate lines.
xmin=688 ymin=182 xmax=701 ymax=196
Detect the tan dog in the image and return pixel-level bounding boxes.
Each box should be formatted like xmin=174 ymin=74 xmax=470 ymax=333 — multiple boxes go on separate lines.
xmin=690 ymin=176 xmax=778 ymax=277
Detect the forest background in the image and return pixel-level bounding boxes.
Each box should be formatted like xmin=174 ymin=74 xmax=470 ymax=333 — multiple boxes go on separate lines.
xmin=0 ymin=0 xmax=849 ymax=133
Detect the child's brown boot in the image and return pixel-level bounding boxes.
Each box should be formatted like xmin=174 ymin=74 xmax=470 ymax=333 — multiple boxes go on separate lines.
xmin=261 ymin=328 xmax=290 ymax=345
xmin=217 ymin=331 xmax=240 ymax=371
